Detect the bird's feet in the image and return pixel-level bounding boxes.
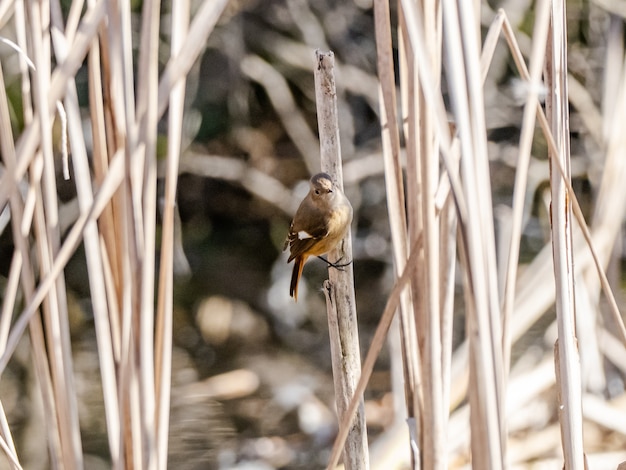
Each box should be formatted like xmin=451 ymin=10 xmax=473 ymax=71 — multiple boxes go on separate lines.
xmin=317 ymin=255 xmax=352 ymax=271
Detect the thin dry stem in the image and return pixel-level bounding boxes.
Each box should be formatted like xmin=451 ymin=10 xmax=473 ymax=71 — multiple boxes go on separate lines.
xmin=327 ymin=234 xmax=423 ymax=470
xmin=546 ymin=2 xmax=585 ymax=466
xmin=155 ymin=1 xmax=190 ymax=468
xmin=315 ymin=49 xmax=369 ymax=470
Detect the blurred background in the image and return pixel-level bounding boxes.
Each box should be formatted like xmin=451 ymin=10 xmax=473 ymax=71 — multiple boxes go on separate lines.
xmin=0 ymin=0 xmax=624 ymax=469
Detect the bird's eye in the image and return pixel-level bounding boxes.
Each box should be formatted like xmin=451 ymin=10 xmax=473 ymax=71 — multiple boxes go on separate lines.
xmin=315 ymin=189 xmax=320 ymax=195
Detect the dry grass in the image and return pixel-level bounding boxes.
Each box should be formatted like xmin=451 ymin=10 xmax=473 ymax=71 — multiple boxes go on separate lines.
xmin=0 ymin=0 xmax=227 ymax=468
xmin=0 ymin=0 xmax=625 ymax=469
xmin=329 ymin=1 xmax=626 ymax=469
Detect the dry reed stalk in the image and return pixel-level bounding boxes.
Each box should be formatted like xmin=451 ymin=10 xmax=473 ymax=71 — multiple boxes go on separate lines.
xmin=545 ymin=2 xmax=585 ymax=466
xmin=30 ymin=1 xmax=83 ymax=465
xmin=479 ymin=3 xmax=626 ymax=467
xmin=500 ymin=0 xmax=551 ymax=376
xmin=0 ymin=150 xmax=126 ymax=374
xmin=155 ymin=0 xmax=190 ymax=467
xmin=0 ymin=0 xmax=228 ymax=467
xmin=100 ymin=2 xmax=145 ymax=466
xmin=377 ymin=2 xmax=464 ymax=468
xmin=0 ymin=0 xmax=106 ymax=213
xmin=374 ymin=3 xmax=422 ymax=466
xmin=493 ymin=9 xmax=626 ymax=353
xmin=1 ymin=0 xmax=625 ymax=468
xmin=358 ymin=1 xmax=626 ymax=467
xmin=84 ymin=0 xmax=123 ymax=461
xmin=496 ymin=11 xmax=626 ymax=406
xmin=326 ymin=233 xmax=423 ymax=470
xmin=314 ymin=50 xmax=369 ymax=470
xmin=370 ymin=0 xmax=620 ymax=466
xmin=0 ymin=58 xmax=28 ymax=470
xmin=136 ymin=1 xmax=162 ymax=466
xmin=445 ymin=10 xmax=626 ymax=458
xmin=379 ymin=2 xmax=508 ymax=468
xmin=414 ymin=0 xmax=445 ymax=466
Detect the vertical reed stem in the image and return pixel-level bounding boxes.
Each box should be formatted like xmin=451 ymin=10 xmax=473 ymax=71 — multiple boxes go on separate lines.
xmin=314 ymin=50 xmax=369 ymax=470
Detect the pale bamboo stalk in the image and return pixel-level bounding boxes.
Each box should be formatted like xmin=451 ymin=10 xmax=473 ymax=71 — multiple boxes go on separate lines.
xmin=401 ymin=0 xmax=426 ymax=399
xmin=32 ymin=151 xmax=81 ymax=469
xmin=28 ymin=0 xmax=83 ymax=465
xmin=399 ymin=3 xmax=477 ymax=451
xmin=105 ymin=1 xmax=145 ymax=465
xmin=127 ymin=344 xmax=143 ymax=470
xmin=546 ymin=2 xmax=585 ymax=467
xmin=49 ymin=12 xmax=124 ymax=463
xmin=498 ymin=11 xmax=626 ymax=348
xmin=375 ymin=2 xmax=421 ymax=461
xmin=442 ymin=0 xmax=504 ymax=466
xmin=458 ymin=2 xmax=505 ymax=443
xmin=0 ymin=61 xmax=25 ymax=470
xmin=438 ymin=8 xmax=623 ymax=466
xmin=86 ymin=0 xmax=123 ymax=365
xmin=62 ymin=0 xmax=84 ymax=44
xmin=398 ymin=5 xmax=423 ymax=444
xmin=136 ymin=1 xmax=162 ymax=467
xmin=497 ymin=0 xmax=626 ymax=401
xmin=0 ymin=253 xmax=21 ymax=353
xmin=500 ymin=0 xmax=551 ymax=376
xmin=50 ymin=2 xmax=119 ymax=463
xmin=398 ymin=0 xmax=467 ymax=222
xmin=416 ymin=1 xmax=445 ymax=465
xmin=327 ymin=234 xmax=423 ymax=470
xmin=314 ymin=49 xmax=369 ymax=470
xmin=0 ymin=0 xmax=106 ymax=213
xmin=66 ymin=94 xmax=122 ymax=466
xmin=0 ymin=149 xmax=126 ymax=376
xmin=0 ymin=63 xmax=63 ymax=468
xmin=155 ymin=1 xmax=190 ymax=468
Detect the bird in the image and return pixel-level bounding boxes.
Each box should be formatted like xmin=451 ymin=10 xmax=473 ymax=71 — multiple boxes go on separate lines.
xmin=284 ymin=173 xmax=353 ymax=301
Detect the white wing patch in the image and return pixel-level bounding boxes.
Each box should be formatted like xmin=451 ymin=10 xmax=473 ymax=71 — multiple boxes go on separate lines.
xmin=298 ymin=230 xmax=313 ymax=240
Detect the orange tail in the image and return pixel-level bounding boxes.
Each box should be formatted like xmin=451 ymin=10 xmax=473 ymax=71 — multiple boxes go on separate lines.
xmin=290 ymin=256 xmax=307 ymax=301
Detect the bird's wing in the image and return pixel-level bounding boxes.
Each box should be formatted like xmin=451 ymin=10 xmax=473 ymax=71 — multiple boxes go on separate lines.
xmin=285 ymin=204 xmax=330 ymax=261
xmin=286 ymin=224 xmax=328 ymax=261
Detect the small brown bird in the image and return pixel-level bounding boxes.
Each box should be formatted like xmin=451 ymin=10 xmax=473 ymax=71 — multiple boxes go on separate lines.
xmin=284 ymin=173 xmax=353 ymax=300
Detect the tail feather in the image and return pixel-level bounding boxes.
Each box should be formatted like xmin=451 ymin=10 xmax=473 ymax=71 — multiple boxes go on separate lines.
xmin=290 ymin=256 xmax=306 ymax=301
